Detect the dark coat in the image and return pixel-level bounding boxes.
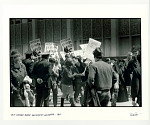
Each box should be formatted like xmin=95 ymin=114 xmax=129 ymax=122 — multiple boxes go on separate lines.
xmin=32 ymin=59 xmax=52 ymax=88
xmin=131 ymin=67 xmax=141 ymax=106
xmin=22 ymin=58 xmax=34 ymax=78
xmin=88 ymin=60 xmax=115 ymax=91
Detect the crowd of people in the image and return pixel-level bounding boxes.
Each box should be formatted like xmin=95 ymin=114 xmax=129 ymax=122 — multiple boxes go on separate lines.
xmin=10 ymin=47 xmax=141 ymax=107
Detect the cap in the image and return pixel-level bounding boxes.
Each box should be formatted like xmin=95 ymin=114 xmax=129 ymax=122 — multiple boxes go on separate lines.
xmin=40 ymin=52 xmax=50 ymax=59
xmin=49 ymin=57 xmax=56 ymax=63
xmin=25 ymin=50 xmax=32 ymax=55
xmin=93 ymin=47 xmax=102 ymax=58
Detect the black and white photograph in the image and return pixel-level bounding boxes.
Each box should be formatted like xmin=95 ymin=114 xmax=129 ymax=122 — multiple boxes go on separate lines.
xmin=10 ymin=18 xmax=141 ymax=107
xmin=1 ymin=0 xmax=150 ymax=123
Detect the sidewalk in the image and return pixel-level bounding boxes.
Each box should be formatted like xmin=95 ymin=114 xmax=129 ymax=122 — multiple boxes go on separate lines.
xmin=49 ymin=88 xmax=133 ymax=107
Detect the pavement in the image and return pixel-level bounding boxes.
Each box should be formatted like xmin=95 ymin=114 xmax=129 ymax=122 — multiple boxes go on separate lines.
xmin=49 ymin=88 xmax=134 ymax=107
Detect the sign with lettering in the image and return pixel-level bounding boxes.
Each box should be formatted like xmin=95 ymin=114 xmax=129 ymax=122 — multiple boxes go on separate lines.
xmin=29 ymin=39 xmax=42 ymax=53
xmin=60 ymin=38 xmax=74 ymax=53
xmin=44 ymin=42 xmax=59 ymax=58
xmin=84 ymin=38 xmax=101 ymax=61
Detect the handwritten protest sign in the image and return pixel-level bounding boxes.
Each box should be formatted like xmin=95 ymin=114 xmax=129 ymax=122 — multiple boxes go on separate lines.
xmin=84 ymin=38 xmax=101 ymax=61
xmin=44 ymin=42 xmax=59 ymax=58
xmin=60 ymin=38 xmax=74 ymax=53
xmin=29 ymin=39 xmax=42 ymax=53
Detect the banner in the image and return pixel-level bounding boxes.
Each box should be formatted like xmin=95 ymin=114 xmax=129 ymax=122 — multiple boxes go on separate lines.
xmin=44 ymin=42 xmax=59 ymax=59
xmin=84 ymin=38 xmax=101 ymax=61
xmin=29 ymin=39 xmax=42 ymax=53
xmin=60 ymin=38 xmax=74 ymax=53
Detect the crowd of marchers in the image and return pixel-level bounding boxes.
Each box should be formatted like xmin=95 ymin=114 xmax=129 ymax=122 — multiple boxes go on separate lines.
xmin=10 ymin=48 xmax=141 ymax=107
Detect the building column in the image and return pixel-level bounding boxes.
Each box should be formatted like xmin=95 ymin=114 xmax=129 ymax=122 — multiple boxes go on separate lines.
xmin=67 ymin=19 xmax=75 ymax=50
xmin=32 ymin=19 xmax=38 ymax=40
xmin=111 ymin=19 xmax=118 ymax=56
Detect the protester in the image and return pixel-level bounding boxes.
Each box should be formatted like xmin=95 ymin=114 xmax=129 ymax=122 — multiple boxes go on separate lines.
xmin=117 ymin=59 xmax=128 ymax=102
xmin=60 ymin=58 xmax=77 ymax=107
xmin=48 ymin=57 xmax=59 ymax=107
xmin=88 ymin=47 xmax=118 ymax=107
xmin=10 ymin=50 xmax=30 ymax=107
xmin=74 ymin=56 xmax=87 ymax=105
xmin=10 ymin=45 xmax=141 ymax=107
xmin=124 ymin=52 xmax=133 ymax=100
xmin=127 ymin=50 xmax=140 ymax=99
xmin=106 ymin=58 xmax=119 ymax=106
xmin=131 ymin=54 xmax=141 ymax=107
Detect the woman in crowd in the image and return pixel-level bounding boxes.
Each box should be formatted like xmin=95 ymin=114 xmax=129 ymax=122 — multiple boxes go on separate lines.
xmin=60 ymin=58 xmax=77 ymax=107
xmin=10 ymin=50 xmax=30 ymax=107
xmin=117 ymin=59 xmax=128 ymax=102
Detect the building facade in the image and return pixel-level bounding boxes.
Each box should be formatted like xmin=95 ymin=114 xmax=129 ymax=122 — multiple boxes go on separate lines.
xmin=10 ymin=18 xmax=141 ymax=58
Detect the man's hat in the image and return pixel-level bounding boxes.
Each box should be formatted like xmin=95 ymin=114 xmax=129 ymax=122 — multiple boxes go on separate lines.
xmin=49 ymin=57 xmax=56 ymax=63
xmin=40 ymin=52 xmax=50 ymax=59
xmin=93 ymin=47 xmax=102 ymax=58
xmin=25 ymin=50 xmax=32 ymax=55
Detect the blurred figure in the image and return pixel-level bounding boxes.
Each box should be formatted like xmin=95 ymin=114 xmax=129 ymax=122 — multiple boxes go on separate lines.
xmin=131 ymin=54 xmax=141 ymax=107
xmin=23 ymin=80 xmax=35 ymax=107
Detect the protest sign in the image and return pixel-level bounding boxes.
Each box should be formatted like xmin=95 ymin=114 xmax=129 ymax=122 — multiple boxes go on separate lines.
xmin=29 ymin=39 xmax=42 ymax=53
xmin=73 ymin=50 xmax=84 ymax=58
xmin=84 ymin=38 xmax=101 ymax=61
xmin=80 ymin=44 xmax=88 ymax=50
xmin=60 ymin=51 xmax=66 ymax=60
xmin=60 ymin=38 xmax=74 ymax=53
xmin=44 ymin=42 xmax=59 ymax=59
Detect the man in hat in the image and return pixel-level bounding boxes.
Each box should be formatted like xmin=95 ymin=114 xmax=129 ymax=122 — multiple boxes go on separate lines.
xmin=88 ymin=47 xmax=118 ymax=107
xmin=32 ymin=52 xmax=52 ymax=107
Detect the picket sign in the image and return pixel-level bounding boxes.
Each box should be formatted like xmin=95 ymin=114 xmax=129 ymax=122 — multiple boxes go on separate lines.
xmin=29 ymin=39 xmax=42 ymax=53
xmin=44 ymin=42 xmax=59 ymax=59
xmin=84 ymin=38 xmax=101 ymax=61
xmin=60 ymin=38 xmax=74 ymax=53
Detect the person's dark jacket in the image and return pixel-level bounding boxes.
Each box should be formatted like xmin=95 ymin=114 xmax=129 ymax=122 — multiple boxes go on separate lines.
xmin=131 ymin=67 xmax=141 ymax=106
xmin=32 ymin=59 xmax=52 ymax=88
xmin=22 ymin=58 xmax=34 ymax=78
xmin=88 ymin=60 xmax=116 ymax=91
